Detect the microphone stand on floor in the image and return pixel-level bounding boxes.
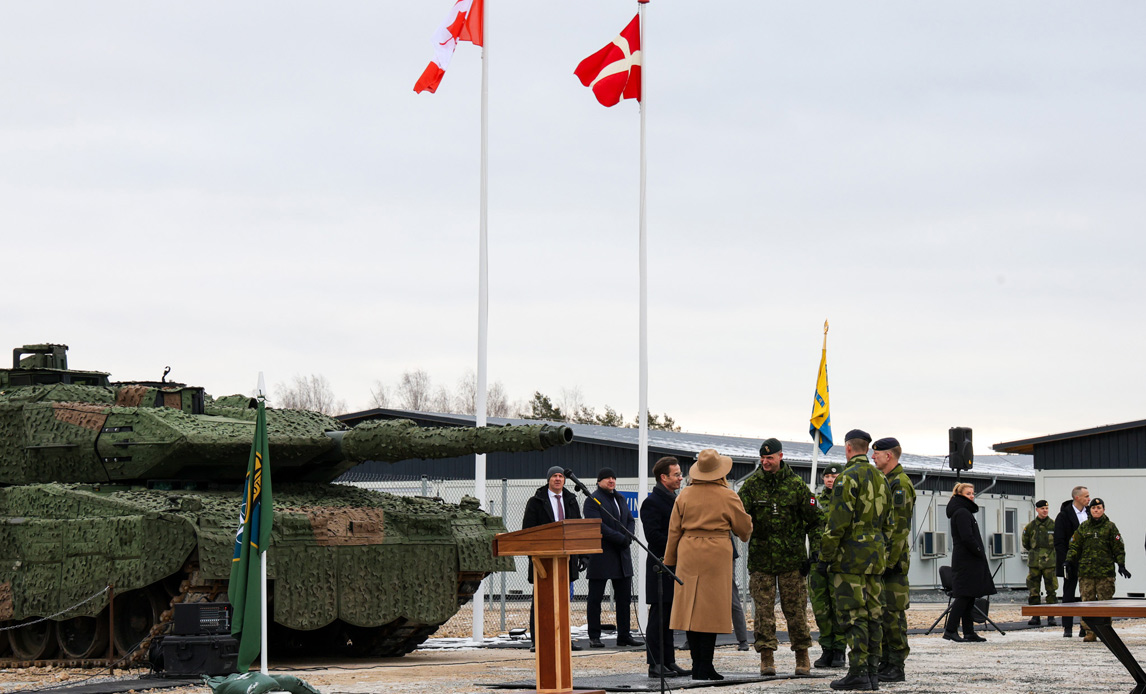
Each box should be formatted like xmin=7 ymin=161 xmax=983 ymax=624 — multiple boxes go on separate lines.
xmin=564 ymin=469 xmax=682 ymax=694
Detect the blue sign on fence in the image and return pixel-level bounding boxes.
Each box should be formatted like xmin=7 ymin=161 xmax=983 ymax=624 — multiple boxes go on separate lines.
xmin=618 ymin=490 xmax=641 ymax=518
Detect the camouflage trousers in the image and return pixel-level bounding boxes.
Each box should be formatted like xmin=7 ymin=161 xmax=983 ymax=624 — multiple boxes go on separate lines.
xmin=1026 ymin=567 xmax=1058 ymax=602
xmin=831 ymin=572 xmax=882 ymax=674
xmin=750 ymin=570 xmax=813 ymax=652
xmin=808 ymin=563 xmax=844 ymax=650
xmin=879 ymin=572 xmax=910 ymax=668
xmin=1079 ymin=576 xmax=1116 ymax=638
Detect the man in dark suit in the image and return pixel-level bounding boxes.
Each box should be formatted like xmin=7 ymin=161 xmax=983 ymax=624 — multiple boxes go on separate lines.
xmin=584 ymin=467 xmax=643 ymax=649
xmin=523 ymin=466 xmax=584 ymax=650
xmin=1053 ymin=485 xmax=1090 ymax=638
xmin=641 ymin=457 xmax=690 ymax=677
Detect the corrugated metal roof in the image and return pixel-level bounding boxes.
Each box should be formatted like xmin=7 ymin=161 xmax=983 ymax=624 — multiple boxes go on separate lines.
xmin=338 ymin=408 xmax=1034 ymax=480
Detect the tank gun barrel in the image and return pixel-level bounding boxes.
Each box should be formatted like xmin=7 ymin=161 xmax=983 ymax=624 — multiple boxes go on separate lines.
xmin=333 ymin=419 xmax=574 ymax=464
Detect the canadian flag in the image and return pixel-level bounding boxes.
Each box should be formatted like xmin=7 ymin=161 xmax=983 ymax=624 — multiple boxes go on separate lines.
xmin=574 ymin=15 xmax=642 ymax=107
xmin=414 ymin=0 xmax=484 ymax=94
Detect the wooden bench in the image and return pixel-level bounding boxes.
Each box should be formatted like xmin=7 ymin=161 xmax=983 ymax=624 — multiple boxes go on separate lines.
xmin=1023 ymin=599 xmax=1146 ymax=694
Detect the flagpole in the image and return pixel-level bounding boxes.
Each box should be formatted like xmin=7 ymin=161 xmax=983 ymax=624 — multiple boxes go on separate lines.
xmin=635 ymin=0 xmax=650 ymax=631
xmin=810 ymin=431 xmax=820 ymax=491
xmin=471 ymin=0 xmax=490 ymax=646
xmin=257 ymin=372 xmax=269 ymax=675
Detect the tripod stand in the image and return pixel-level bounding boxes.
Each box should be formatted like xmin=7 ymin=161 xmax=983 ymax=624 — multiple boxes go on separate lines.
xmin=926 ymin=564 xmax=1007 ymax=636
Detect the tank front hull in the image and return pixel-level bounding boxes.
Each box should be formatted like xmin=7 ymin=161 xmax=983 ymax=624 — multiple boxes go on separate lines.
xmin=0 ymin=482 xmax=510 ymax=660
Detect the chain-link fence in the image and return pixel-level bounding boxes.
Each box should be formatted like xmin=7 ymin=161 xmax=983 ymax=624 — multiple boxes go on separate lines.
xmin=347 ymin=476 xmax=753 ymax=638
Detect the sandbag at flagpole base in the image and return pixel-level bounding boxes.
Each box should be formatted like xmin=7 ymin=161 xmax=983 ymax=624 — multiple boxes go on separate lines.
xmin=205 ymin=672 xmax=321 ymax=694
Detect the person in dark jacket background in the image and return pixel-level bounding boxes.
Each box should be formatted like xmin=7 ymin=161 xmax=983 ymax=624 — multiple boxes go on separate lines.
xmin=584 ymin=467 xmax=643 ymax=648
xmin=640 ymin=457 xmax=689 ymax=678
xmin=1054 ymin=486 xmax=1090 ymax=637
xmin=943 ymin=483 xmax=996 ymax=642
xmin=522 ymin=466 xmax=584 ymax=650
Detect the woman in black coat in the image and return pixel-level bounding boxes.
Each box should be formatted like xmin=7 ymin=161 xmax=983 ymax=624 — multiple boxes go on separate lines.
xmin=944 ymin=482 xmax=997 ymax=642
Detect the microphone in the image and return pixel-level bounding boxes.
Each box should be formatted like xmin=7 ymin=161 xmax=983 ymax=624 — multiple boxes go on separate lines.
xmin=563 ymin=468 xmax=591 ymax=496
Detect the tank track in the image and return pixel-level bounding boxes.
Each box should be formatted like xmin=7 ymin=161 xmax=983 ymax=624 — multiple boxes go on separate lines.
xmin=0 ymin=570 xmax=482 ymax=667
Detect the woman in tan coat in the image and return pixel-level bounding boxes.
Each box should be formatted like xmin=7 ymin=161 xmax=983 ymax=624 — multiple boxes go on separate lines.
xmin=664 ymin=449 xmax=753 ymax=680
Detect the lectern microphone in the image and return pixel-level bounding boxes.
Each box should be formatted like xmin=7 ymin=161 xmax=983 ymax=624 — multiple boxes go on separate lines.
xmin=563 ymin=468 xmax=592 ymax=495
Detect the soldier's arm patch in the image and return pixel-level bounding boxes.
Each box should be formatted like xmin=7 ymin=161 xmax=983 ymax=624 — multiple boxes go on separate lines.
xmin=893 ymin=488 xmax=905 ymax=507
xmin=810 ymin=496 xmax=817 ymax=506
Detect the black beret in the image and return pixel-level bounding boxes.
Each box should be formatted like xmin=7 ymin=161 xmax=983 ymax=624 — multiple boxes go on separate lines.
xmin=845 ymin=429 xmax=872 ymax=443
xmin=1089 ymin=497 xmax=1105 ymax=508
xmin=759 ymin=438 xmax=783 ymax=456
xmin=872 ymin=437 xmax=900 ymax=451
xmin=597 ymin=467 xmax=617 ymax=482
xmin=1035 ymin=499 xmax=1048 ymax=508
xmin=822 ymin=463 xmax=844 ymax=476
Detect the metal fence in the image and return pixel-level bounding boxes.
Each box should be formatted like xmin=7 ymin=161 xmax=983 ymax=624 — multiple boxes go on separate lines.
xmin=345 ymin=476 xmax=753 ymax=638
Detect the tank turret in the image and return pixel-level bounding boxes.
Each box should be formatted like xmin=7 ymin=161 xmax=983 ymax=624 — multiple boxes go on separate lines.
xmin=0 ymin=345 xmax=571 ymax=486
xmin=0 ymin=344 xmax=570 ymax=664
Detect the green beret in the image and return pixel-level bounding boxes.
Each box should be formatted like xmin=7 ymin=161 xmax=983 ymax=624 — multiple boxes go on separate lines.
xmin=759 ymin=438 xmax=783 ymax=456
xmin=821 ymin=463 xmax=843 ymax=476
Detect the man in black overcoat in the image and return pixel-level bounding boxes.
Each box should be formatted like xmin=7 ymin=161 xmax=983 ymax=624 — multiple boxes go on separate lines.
xmin=1053 ymin=485 xmax=1090 ymax=637
xmin=523 ymin=465 xmax=584 ymax=649
xmin=640 ymin=457 xmax=690 ymax=677
xmin=584 ymin=467 xmax=643 ymax=648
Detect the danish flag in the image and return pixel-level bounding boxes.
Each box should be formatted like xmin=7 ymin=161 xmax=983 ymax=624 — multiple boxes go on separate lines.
xmin=414 ymin=0 xmax=484 ymax=94
xmin=575 ymin=14 xmax=642 ymax=107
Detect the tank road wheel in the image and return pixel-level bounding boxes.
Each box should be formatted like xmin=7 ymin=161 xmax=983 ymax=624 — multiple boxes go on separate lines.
xmin=8 ymin=619 xmax=59 ymax=661
xmin=113 ymin=589 xmax=165 ymax=656
xmin=57 ymin=612 xmax=111 ymax=659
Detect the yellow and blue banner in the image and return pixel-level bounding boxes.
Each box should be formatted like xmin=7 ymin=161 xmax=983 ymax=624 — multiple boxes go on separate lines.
xmin=809 ymin=323 xmax=833 ymax=454
xmin=228 ymin=391 xmax=273 ymax=672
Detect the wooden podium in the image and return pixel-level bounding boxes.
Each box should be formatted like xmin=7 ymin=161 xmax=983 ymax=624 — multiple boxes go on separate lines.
xmin=493 ymin=519 xmax=602 ymax=694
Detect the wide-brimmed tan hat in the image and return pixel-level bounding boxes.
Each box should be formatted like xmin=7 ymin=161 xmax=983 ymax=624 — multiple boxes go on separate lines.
xmin=690 ymin=448 xmax=733 ymax=481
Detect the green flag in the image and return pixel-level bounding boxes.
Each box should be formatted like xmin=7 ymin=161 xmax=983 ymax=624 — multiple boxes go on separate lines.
xmin=228 ymin=391 xmax=273 ymax=672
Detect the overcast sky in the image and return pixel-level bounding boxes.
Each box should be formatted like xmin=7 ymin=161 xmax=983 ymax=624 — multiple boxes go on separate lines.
xmin=2 ymin=2 xmax=1144 ymax=456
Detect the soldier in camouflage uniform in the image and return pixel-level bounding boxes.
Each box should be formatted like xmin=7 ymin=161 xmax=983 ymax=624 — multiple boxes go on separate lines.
xmin=1022 ymin=500 xmax=1058 ymax=626
xmin=738 ymin=438 xmax=822 ymax=677
xmin=871 ymin=437 xmax=915 ymax=685
xmin=809 ymin=463 xmax=846 ymax=669
xmin=819 ymin=429 xmax=892 ymax=691
xmin=1065 ymin=498 xmax=1130 ymax=642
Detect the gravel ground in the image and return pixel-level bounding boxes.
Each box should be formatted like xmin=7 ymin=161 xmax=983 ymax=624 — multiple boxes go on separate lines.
xmin=2 ymin=611 xmax=1139 ymax=694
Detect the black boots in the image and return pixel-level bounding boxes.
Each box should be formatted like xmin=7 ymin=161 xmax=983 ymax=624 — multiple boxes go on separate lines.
xmin=815 ymin=648 xmax=847 ymax=668
xmin=1028 ymin=597 xmax=1041 ymax=625
xmin=1028 ymin=615 xmax=1041 ymax=626
xmin=877 ymin=664 xmax=905 ymax=682
xmin=942 ymin=630 xmax=965 ymax=642
xmin=830 ymin=671 xmax=874 ymax=691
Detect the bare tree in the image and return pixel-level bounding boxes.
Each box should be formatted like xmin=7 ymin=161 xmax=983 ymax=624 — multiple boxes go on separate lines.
xmin=487 ymin=382 xmax=513 ymax=418
xmin=557 ymin=387 xmax=586 ymax=421
xmin=396 ymin=369 xmax=434 ymax=411
xmin=274 ymin=374 xmax=347 ymax=416
xmin=430 ymin=385 xmax=453 ymax=413
xmin=455 ymin=370 xmax=478 ymax=414
xmin=454 ymin=370 xmax=513 ymax=418
xmin=369 ymin=380 xmax=390 ymax=409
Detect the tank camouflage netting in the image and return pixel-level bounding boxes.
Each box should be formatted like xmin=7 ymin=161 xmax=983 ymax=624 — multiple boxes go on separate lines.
xmin=0 ymin=343 xmax=570 ymax=663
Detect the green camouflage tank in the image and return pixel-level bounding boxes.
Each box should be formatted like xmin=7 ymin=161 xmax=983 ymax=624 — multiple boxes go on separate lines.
xmin=0 ymin=344 xmax=572 ymax=664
